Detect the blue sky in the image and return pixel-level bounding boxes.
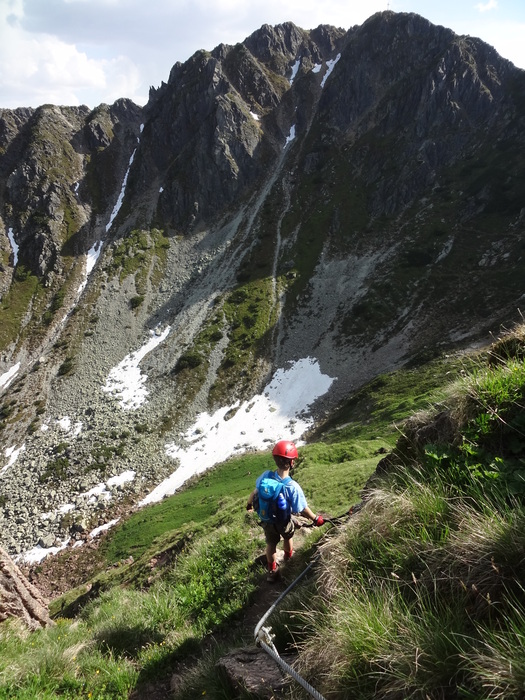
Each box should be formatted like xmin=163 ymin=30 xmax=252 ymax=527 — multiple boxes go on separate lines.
xmin=1 ymin=0 xmax=524 ymax=110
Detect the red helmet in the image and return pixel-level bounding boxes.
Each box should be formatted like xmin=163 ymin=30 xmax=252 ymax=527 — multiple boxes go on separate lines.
xmin=272 ymin=440 xmax=298 ymax=460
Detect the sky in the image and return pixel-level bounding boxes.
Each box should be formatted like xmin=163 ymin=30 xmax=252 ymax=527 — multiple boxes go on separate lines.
xmin=1 ymin=0 xmax=524 ymax=110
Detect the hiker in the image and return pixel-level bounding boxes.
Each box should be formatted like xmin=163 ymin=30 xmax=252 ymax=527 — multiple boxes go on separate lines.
xmin=246 ymin=439 xmax=325 ymax=582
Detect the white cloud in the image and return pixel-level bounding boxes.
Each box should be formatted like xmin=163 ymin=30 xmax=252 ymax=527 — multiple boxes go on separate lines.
xmin=0 ymin=0 xmax=144 ymax=107
xmin=475 ymin=0 xmax=498 ymax=12
xmin=0 ymin=0 xmax=523 ymax=109
xmin=0 ymin=0 xmax=386 ymax=109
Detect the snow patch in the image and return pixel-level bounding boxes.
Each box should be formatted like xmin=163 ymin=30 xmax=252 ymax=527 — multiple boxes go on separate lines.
xmin=7 ymin=227 xmax=19 ymax=266
xmin=107 ymin=469 xmax=136 ymax=488
xmin=106 ymin=148 xmax=136 ymax=232
xmin=289 ymin=58 xmax=301 ymax=84
xmin=90 ymin=519 xmax=120 ymax=539
xmin=0 ymin=362 xmax=20 ymax=392
xmin=140 ymin=357 xmax=335 ymax=505
xmin=311 ymin=54 xmax=341 ymax=87
xmin=57 ymin=416 xmax=71 ymax=432
xmin=39 ymin=470 xmax=136 ymax=530
xmin=284 ymin=124 xmax=296 ymax=148
xmin=250 ymin=111 xmax=260 ymax=121
xmin=102 ymin=326 xmax=171 ymax=410
xmin=17 ymin=538 xmax=71 ymax=565
xmin=321 ymin=53 xmax=341 ymax=88
xmin=435 ymin=238 xmax=454 ymax=263
xmin=1 ymin=444 xmax=25 ymax=475
xmin=77 ymin=240 xmax=103 ymax=297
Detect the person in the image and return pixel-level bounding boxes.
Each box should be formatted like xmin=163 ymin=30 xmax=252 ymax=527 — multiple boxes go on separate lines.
xmin=246 ymin=439 xmax=325 ymax=582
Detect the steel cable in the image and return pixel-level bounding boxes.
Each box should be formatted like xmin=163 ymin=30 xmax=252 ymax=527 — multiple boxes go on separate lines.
xmin=253 ymin=507 xmax=361 ymax=698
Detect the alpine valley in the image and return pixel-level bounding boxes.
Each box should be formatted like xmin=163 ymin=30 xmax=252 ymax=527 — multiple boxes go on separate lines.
xmin=1 ymin=10 xmax=525 ymax=560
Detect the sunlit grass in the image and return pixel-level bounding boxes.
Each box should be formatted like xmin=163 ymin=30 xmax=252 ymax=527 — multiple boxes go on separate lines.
xmin=4 ymin=325 xmax=525 ymax=698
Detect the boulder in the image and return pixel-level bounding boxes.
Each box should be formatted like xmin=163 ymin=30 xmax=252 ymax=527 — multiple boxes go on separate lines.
xmin=216 ymin=646 xmax=292 ymax=699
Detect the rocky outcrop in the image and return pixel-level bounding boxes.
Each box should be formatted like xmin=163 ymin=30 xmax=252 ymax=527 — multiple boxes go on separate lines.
xmin=0 ymin=546 xmax=53 ymax=629
xmin=216 ymin=646 xmax=292 ymax=699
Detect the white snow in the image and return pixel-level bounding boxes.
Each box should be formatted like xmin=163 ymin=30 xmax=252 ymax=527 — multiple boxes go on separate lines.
xmin=40 ymin=503 xmax=74 ymax=520
xmin=57 ymin=416 xmax=71 ymax=432
xmin=159 ymin=186 xmax=164 ymax=193
xmin=0 ymin=362 xmax=20 ymax=391
xmin=77 ymin=241 xmax=102 ymax=296
xmin=321 ymin=53 xmax=341 ymax=88
xmin=7 ymin=227 xmax=19 ymax=266
xmin=284 ymin=124 xmax=296 ymax=148
xmin=311 ymin=55 xmax=341 ymax=87
xmin=17 ymin=538 xmax=71 ymax=565
xmin=250 ymin=111 xmax=260 ymax=121
xmin=107 ymin=469 xmax=136 ymax=487
xmin=289 ymin=58 xmax=301 ymax=85
xmin=54 ymin=417 xmax=82 ymax=435
xmin=83 ymin=469 xmax=136 ymax=503
xmin=58 ymin=503 xmax=75 ymax=515
xmin=106 ymin=148 xmax=136 ymax=233
xmin=105 ymin=126 xmax=142 ymax=234
xmin=102 ymin=326 xmax=171 ymax=410
xmin=140 ymin=357 xmax=335 ymax=506
xmin=39 ymin=470 xmax=136 ymax=529
xmin=89 ymin=518 xmax=120 ymax=538
xmin=1 ymin=444 xmax=25 ymax=475
xmin=85 ymin=483 xmax=112 ymax=501
xmin=436 ymin=238 xmax=454 ymax=263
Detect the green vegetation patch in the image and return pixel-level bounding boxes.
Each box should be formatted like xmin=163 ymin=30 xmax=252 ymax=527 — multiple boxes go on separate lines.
xmin=0 ymin=266 xmax=41 ymax=352
xmin=105 ymin=228 xmax=170 ymax=294
xmin=102 ymin=451 xmax=270 ymax=563
xmin=315 ymin=352 xmax=470 ymax=444
xmin=210 ymin=279 xmax=275 ymax=402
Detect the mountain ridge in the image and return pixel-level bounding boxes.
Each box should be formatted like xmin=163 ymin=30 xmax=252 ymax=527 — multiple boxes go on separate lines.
xmin=0 ymin=11 xmax=525 ymax=558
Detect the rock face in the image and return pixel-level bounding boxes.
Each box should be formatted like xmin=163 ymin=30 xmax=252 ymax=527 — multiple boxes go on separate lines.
xmin=216 ymin=646 xmax=292 ymax=699
xmin=1 ymin=11 xmax=525 ymax=556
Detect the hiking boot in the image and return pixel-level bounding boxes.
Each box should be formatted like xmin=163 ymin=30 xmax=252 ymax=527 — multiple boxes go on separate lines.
xmin=266 ymin=566 xmax=280 ymax=583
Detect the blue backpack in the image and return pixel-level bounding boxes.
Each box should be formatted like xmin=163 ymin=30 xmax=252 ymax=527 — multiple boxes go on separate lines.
xmin=256 ymin=472 xmax=292 ymax=522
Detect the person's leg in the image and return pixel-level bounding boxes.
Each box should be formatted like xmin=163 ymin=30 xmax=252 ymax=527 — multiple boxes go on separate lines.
xmin=264 ymin=524 xmax=280 ymax=580
xmin=282 ymin=519 xmax=295 ymax=560
xmin=266 ymin=541 xmax=278 ymax=570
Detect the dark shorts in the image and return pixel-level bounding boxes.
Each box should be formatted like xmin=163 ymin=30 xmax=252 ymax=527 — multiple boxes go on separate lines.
xmin=261 ymin=519 xmax=295 ymax=545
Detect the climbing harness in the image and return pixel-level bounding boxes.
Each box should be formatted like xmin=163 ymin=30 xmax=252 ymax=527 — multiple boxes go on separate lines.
xmin=253 ymin=504 xmax=362 ymax=698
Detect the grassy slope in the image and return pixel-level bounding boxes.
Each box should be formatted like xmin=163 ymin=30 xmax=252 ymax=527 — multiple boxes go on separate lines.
xmin=284 ymin=326 xmax=525 ymax=699
xmin=4 ymin=333 xmax=525 ymax=698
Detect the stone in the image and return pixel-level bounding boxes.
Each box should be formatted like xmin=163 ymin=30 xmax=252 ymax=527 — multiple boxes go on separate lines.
xmin=216 ymin=646 xmax=292 ymax=699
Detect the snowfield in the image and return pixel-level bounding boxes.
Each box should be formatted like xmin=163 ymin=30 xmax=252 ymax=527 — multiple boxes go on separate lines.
xmin=16 ymin=356 xmax=334 ymax=562
xmin=140 ymin=357 xmax=335 ymax=505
